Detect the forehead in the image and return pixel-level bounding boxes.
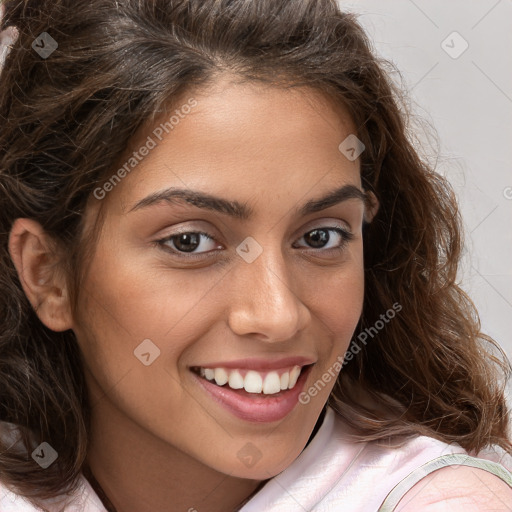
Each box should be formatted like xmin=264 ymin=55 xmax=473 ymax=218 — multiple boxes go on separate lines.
xmin=100 ymin=78 xmax=361 ymax=215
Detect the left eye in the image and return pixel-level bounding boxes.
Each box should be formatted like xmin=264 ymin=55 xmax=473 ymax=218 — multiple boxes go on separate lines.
xmin=157 ymin=227 xmax=354 ymax=257
xmin=294 ymin=227 xmax=354 ymax=251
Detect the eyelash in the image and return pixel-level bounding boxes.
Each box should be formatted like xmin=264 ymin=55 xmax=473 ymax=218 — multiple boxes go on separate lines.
xmin=155 ymin=226 xmax=355 ymax=260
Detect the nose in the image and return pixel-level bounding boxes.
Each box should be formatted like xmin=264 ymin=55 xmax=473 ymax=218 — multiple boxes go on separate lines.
xmin=227 ymin=243 xmax=311 ymax=343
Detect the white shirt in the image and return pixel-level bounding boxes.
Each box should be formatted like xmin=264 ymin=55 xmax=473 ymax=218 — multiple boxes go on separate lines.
xmin=1 ymin=406 xmax=511 ymax=511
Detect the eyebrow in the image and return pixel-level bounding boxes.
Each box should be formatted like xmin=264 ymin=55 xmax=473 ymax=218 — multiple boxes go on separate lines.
xmin=128 ymin=184 xmax=366 ymax=219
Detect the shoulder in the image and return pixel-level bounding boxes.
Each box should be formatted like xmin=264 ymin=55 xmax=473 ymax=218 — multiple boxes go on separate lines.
xmin=327 ymin=409 xmax=512 ymax=510
xmin=396 ymin=464 xmax=512 ymax=511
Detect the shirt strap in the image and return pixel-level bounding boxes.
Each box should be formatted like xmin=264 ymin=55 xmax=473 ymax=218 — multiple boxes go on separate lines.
xmin=377 ymin=453 xmax=512 ymax=512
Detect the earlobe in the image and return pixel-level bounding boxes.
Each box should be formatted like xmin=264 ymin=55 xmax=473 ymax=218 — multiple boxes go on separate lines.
xmin=8 ymin=218 xmax=74 ymax=332
xmin=363 ymin=190 xmax=380 ymax=224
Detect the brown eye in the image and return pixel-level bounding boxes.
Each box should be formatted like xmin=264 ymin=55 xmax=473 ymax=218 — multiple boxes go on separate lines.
xmin=294 ymin=227 xmax=354 ymax=252
xmin=172 ymin=233 xmax=201 ymax=252
xmin=304 ymin=229 xmax=330 ymax=248
xmin=158 ymin=231 xmax=219 ymax=256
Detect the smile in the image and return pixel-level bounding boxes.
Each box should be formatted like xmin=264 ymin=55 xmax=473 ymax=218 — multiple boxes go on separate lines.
xmin=193 ymin=365 xmax=303 ymax=394
xmin=190 ymin=362 xmax=315 ymax=423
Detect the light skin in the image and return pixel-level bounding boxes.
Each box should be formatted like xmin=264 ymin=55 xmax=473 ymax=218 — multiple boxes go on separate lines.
xmin=8 ymin=77 xmax=512 ymax=511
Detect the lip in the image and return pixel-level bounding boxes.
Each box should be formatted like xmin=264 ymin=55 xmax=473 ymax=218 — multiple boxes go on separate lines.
xmin=191 ymin=363 xmax=314 ymax=423
xmin=191 ymin=356 xmax=316 ymax=371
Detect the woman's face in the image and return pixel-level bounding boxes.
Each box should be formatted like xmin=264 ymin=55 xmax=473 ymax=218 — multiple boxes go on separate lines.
xmin=74 ymin=77 xmax=369 ymax=479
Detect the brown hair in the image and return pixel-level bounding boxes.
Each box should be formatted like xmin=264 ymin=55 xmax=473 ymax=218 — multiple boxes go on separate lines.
xmin=1 ymin=0 xmax=510 ymax=507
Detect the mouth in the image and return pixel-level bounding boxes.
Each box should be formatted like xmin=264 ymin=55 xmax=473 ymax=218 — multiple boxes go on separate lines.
xmin=189 ymin=362 xmax=315 ymax=423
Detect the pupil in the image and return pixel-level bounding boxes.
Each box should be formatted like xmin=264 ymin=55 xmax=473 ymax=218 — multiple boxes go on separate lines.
xmin=306 ymin=229 xmax=329 ymax=248
xmin=175 ymin=233 xmax=200 ymax=252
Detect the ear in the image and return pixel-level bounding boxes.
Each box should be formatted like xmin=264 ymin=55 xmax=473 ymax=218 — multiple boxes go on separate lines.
xmin=8 ymin=218 xmax=74 ymax=332
xmin=363 ymin=190 xmax=379 ymax=224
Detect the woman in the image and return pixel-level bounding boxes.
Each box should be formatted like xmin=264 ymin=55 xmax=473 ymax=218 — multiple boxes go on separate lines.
xmin=0 ymin=1 xmax=511 ymax=511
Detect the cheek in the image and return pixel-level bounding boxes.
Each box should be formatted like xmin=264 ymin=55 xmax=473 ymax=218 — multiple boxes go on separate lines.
xmin=71 ymin=234 xmax=236 ymax=429
xmin=75 ymin=238 xmax=220 ymax=356
xmin=318 ymin=273 xmax=364 ymax=373
xmin=73 ymin=255 xmax=208 ymax=448
xmin=297 ymin=247 xmax=364 ymax=402
xmin=318 ymin=267 xmax=364 ymax=327
xmin=305 ymin=244 xmax=365 ymax=342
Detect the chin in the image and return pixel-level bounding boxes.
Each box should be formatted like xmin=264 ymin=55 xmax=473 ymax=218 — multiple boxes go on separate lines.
xmin=218 ymin=442 xmax=304 ymax=480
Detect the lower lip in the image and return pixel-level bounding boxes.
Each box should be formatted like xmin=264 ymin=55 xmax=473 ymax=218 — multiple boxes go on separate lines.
xmin=193 ymin=365 xmax=313 ymax=423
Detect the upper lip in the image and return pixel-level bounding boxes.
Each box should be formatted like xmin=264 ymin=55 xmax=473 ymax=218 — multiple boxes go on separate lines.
xmin=191 ymin=356 xmax=316 ymax=371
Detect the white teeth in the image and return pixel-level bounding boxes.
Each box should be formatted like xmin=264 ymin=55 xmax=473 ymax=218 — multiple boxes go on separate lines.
xmin=198 ymin=364 xmax=305 ymax=394
xmin=263 ymin=372 xmax=281 ymax=394
xmin=244 ymin=371 xmax=263 ymax=393
xmin=280 ymin=372 xmax=289 ymax=390
xmin=228 ymin=370 xmax=244 ymax=390
xmin=288 ymin=366 xmax=301 ymax=389
xmin=214 ymin=368 xmax=228 ymax=386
